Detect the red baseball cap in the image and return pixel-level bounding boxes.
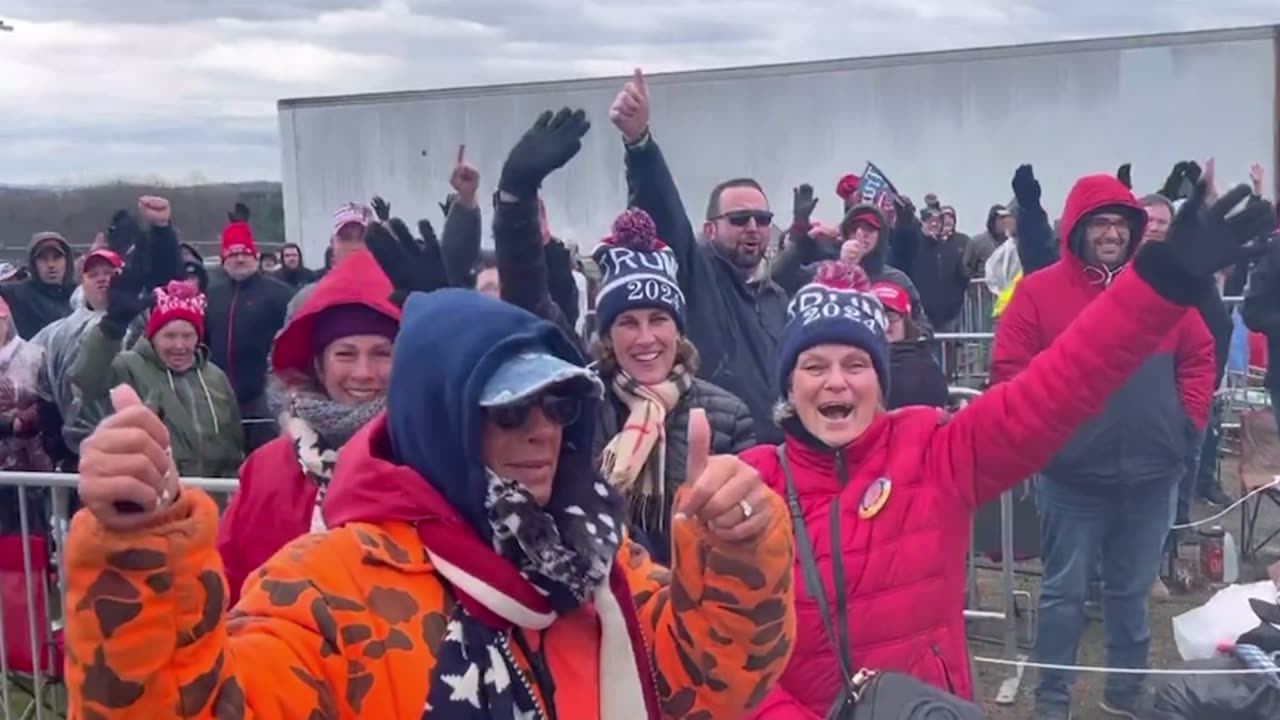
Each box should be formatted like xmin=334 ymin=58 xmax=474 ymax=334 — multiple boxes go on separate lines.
xmin=869 ymin=282 xmax=911 ymax=317
xmin=83 ymin=248 xmax=122 ymax=272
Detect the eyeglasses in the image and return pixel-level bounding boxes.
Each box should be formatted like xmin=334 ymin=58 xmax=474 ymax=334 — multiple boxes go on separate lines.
xmin=1086 ymin=217 xmax=1130 ymax=235
xmin=487 ymin=393 xmax=582 ymax=430
xmin=714 ymin=210 xmax=774 ymax=227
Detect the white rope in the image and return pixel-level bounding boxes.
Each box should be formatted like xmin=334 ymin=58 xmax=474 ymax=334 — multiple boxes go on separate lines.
xmin=973 ymin=655 xmax=1280 ymax=675
xmin=1170 ymin=477 xmax=1280 ymax=530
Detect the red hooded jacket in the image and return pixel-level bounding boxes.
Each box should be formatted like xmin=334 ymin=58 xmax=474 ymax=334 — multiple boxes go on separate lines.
xmin=747 ymin=247 xmax=1209 ymax=717
xmin=990 ymin=175 xmax=1213 ymax=489
xmin=216 ymin=250 xmax=398 ymax=605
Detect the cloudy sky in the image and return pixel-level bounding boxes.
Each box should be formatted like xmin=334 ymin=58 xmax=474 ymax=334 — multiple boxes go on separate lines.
xmin=2 ymin=1 xmax=1277 ymax=186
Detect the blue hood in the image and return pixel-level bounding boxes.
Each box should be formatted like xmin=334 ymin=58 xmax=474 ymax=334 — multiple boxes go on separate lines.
xmin=387 ymin=289 xmax=599 ymax=540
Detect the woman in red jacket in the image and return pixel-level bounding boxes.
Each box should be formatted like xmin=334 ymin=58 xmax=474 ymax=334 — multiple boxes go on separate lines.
xmin=745 ymin=181 xmax=1274 ymax=718
xmin=217 ymin=249 xmax=400 ymax=604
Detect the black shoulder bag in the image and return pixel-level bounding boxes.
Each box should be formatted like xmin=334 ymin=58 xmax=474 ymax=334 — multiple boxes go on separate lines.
xmin=776 ymin=445 xmax=987 ymax=720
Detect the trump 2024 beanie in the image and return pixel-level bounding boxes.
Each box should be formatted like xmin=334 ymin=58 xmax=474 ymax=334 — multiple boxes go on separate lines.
xmin=592 ymin=208 xmax=686 ymax=334
xmin=777 ymin=261 xmax=891 ymax=397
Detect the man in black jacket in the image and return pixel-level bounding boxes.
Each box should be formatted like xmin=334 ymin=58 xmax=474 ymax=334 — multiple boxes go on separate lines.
xmin=610 ymin=68 xmax=787 ymax=442
xmin=1243 ymin=238 xmax=1280 ymax=435
xmin=204 ymin=215 xmax=292 ymax=453
xmin=1 ymin=232 xmax=74 ymax=339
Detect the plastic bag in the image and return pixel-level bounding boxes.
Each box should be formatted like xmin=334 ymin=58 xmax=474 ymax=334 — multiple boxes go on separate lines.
xmin=1151 ymin=656 xmax=1280 ymax=719
xmin=1173 ymin=582 xmax=1280 ymax=661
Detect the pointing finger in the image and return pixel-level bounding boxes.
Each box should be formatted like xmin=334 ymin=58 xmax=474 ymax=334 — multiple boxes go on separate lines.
xmin=633 ymin=67 xmax=648 ymax=97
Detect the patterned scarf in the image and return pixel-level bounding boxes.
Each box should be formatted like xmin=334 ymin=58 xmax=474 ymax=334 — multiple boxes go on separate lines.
xmin=599 ymin=364 xmax=693 ymax=533
xmin=422 ymin=467 xmax=658 ymax=720
xmin=282 ymin=391 xmax=385 ymax=532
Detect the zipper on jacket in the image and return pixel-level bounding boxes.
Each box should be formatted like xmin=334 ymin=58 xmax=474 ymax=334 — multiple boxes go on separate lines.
xmin=835 ymin=449 xmax=850 ymax=486
xmin=226 ymin=285 xmax=239 ymax=387
xmin=512 ymin=629 xmax=559 ymax=720
xmin=500 ymin=632 xmax=548 ymax=720
xmin=931 ymin=644 xmax=957 ymax=694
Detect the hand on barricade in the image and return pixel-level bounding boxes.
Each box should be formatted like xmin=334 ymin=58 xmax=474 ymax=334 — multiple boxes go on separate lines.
xmin=674 ymin=409 xmax=772 ymax=544
xmin=79 ymin=385 xmax=180 ymax=532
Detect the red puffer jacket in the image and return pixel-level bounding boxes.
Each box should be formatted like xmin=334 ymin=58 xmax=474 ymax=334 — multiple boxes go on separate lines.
xmin=745 ymin=260 xmax=1203 ymax=718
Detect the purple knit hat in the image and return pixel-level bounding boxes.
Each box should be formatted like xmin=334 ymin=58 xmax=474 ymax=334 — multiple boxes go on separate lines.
xmin=312 ymin=303 xmax=399 ymax=355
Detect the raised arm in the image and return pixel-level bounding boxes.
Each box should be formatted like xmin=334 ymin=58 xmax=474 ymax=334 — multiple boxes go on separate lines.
xmin=440 ymin=145 xmax=484 ymax=287
xmin=931 ymin=182 xmax=1276 ymax=508
xmin=1011 ymin=164 xmax=1059 ymax=276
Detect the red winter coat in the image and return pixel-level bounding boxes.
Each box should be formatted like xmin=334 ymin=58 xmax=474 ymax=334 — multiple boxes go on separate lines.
xmin=745 ymin=261 xmax=1202 ymax=718
xmin=216 ymin=250 xmax=398 ymax=605
xmin=991 ymin=175 xmax=1213 ymax=489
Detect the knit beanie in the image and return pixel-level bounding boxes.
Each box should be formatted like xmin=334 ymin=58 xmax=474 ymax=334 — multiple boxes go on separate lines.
xmin=592 ymin=208 xmax=686 ymax=333
xmin=836 ymin=174 xmax=861 ymax=208
xmin=145 ymin=280 xmax=207 ymax=339
xmin=312 ymin=303 xmax=400 ymax=356
xmin=777 ymin=261 xmax=890 ymax=398
xmin=221 ymin=221 xmax=258 ymax=261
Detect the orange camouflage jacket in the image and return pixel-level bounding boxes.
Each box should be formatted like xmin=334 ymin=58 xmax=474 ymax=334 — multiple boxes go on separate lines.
xmin=64 ymin=487 xmax=795 ymax=719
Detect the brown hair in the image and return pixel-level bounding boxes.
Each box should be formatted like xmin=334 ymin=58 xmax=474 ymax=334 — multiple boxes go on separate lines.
xmin=590 ymin=334 xmax=701 ymax=377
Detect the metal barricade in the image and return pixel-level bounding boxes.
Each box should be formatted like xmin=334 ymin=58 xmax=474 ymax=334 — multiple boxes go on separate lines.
xmin=0 ymin=473 xmax=236 ymax=720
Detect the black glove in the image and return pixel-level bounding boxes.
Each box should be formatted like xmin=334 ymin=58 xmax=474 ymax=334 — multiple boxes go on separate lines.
xmin=498 ymin=108 xmax=591 ymax=199
xmin=101 ymin=263 xmax=151 ymax=339
xmin=107 ymin=209 xmax=141 ymax=258
xmin=440 ymin=192 xmax=457 ymax=219
xmin=1134 ymin=181 xmax=1277 ymax=305
xmin=367 ymin=217 xmax=448 ymax=306
xmin=142 ymin=225 xmax=184 ymax=290
xmin=417 ymin=218 xmax=439 ymax=248
xmin=1158 ymin=161 xmax=1203 ymax=201
xmin=1012 ymin=164 xmax=1041 ymax=208
xmin=371 ymin=196 xmax=391 ymax=222
xmin=792 ymin=183 xmax=818 ymax=226
xmin=227 ymin=202 xmax=251 ymax=224
xmin=1117 ymin=163 xmax=1132 ymax=190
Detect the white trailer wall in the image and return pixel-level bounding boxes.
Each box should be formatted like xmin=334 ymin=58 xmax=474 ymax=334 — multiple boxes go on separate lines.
xmin=279 ymin=26 xmax=1277 ymax=262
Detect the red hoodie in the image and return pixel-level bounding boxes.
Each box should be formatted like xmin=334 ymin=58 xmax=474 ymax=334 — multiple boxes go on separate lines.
xmin=990 ymin=175 xmax=1213 ymax=489
xmin=216 ymin=250 xmax=397 ymax=605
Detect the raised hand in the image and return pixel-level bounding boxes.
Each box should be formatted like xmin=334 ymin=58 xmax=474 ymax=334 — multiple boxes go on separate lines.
xmin=138 ymin=196 xmax=171 ymax=228
xmin=101 ymin=261 xmax=151 ymax=338
xmin=450 ymin=144 xmax=480 ymax=207
xmin=227 ymin=201 xmax=251 ymax=224
xmin=792 ymin=183 xmax=818 ymax=225
xmin=367 ymin=217 xmax=447 ymax=306
xmin=1117 ymin=163 xmax=1132 ymax=190
xmin=609 ymin=68 xmax=650 ymax=143
xmin=1161 ymin=180 xmax=1276 ymax=278
xmin=107 ymin=209 xmax=141 ymax=257
xmin=371 ymin=196 xmax=391 ymax=223
xmin=78 ymin=385 xmax=180 ymax=532
xmin=1012 ymin=164 xmax=1041 ymax=208
xmin=1250 ymin=162 xmax=1265 ymax=196
xmin=674 ymin=409 xmax=772 ymax=544
xmin=497 ymin=108 xmax=591 ymax=200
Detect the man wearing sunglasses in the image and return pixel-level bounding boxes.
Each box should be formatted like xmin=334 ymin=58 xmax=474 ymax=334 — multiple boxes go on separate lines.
xmin=611 ymin=68 xmax=789 ymax=443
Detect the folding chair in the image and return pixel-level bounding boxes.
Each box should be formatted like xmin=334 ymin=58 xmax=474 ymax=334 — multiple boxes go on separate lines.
xmin=0 ymin=532 xmax=64 ymax=720
xmin=1237 ymin=409 xmax=1280 ymax=559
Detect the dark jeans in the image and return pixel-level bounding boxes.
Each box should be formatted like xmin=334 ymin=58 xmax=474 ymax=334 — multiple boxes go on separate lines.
xmin=1193 ymin=399 xmax=1225 ymax=497
xmin=1175 ymin=427 xmax=1208 ymax=525
xmin=1034 ymin=478 xmax=1177 ymax=711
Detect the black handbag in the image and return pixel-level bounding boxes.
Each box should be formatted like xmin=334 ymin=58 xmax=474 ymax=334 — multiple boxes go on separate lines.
xmin=776 ymin=446 xmax=987 ymax=720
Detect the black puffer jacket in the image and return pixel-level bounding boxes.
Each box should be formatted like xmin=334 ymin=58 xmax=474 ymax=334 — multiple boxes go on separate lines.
xmin=594 ymin=377 xmax=755 ymax=564
xmin=1242 ymin=247 xmax=1280 ymax=394
xmin=886 ymin=341 xmax=949 ymax=410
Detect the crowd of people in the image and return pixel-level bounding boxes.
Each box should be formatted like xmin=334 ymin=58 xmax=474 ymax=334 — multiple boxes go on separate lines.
xmin=0 ymin=67 xmax=1277 ymax=720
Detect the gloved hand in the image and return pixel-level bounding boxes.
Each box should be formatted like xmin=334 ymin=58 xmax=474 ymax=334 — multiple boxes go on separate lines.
xmin=227 ymin=202 xmax=251 ymax=224
xmin=371 ymin=196 xmax=391 ymax=223
xmin=107 ymin=209 xmax=141 ymax=258
xmin=102 ymin=263 xmax=151 ymax=339
xmin=1117 ymin=163 xmax=1132 ymax=189
xmin=1159 ymin=161 xmax=1203 ymax=201
xmin=1135 ymin=180 xmax=1277 ymax=304
xmin=792 ymin=183 xmax=818 ymax=226
xmin=367 ymin=217 xmax=449 ymax=306
xmin=142 ymin=225 xmax=183 ymax=291
xmin=1012 ymin=164 xmax=1041 ymax=209
xmin=498 ymin=108 xmax=591 ymax=199
xmin=440 ymin=192 xmax=457 ymax=219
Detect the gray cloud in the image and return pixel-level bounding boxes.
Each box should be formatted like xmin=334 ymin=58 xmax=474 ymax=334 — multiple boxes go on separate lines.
xmin=1 ymin=0 xmax=1277 ymax=185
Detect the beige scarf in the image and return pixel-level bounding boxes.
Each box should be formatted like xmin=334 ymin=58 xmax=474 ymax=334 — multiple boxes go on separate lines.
xmin=600 ymin=365 xmax=693 ymax=515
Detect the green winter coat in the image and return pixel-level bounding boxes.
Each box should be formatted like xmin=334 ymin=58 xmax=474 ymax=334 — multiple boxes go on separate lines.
xmin=71 ymin=325 xmax=244 ymax=478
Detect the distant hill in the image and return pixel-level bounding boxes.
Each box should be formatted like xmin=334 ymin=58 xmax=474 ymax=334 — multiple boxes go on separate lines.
xmin=0 ymin=181 xmax=285 ymax=266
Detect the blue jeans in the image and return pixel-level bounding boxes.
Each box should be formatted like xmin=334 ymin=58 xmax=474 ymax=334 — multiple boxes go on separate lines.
xmin=1194 ymin=400 xmax=1223 ymax=493
xmin=1175 ymin=427 xmax=1207 ymax=525
xmin=1033 ymin=478 xmax=1177 ymax=711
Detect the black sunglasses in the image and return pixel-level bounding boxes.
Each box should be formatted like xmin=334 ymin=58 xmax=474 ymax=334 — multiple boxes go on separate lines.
xmin=715 ymin=210 xmax=774 ymax=227
xmin=487 ymin=393 xmax=582 ymax=430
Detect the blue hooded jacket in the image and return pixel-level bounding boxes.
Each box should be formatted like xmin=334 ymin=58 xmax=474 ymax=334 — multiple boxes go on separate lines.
xmin=387 ymin=289 xmax=599 ymax=540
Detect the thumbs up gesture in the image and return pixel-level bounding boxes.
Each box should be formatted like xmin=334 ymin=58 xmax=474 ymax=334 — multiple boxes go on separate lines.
xmin=674 ymin=409 xmax=772 ymax=544
xmin=78 ymin=385 xmax=180 ymax=532
xmin=610 ymin=67 xmax=650 ymax=144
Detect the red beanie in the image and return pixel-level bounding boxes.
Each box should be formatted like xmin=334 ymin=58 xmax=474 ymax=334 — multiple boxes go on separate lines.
xmin=836 ymin=173 xmax=861 ymax=203
xmin=221 ymin=221 xmax=258 ymax=261
xmin=145 ymin=280 xmax=207 ymax=339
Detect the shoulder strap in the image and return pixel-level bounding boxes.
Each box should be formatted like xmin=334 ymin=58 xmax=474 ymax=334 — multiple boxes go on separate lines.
xmin=776 ymin=445 xmax=857 ymax=688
